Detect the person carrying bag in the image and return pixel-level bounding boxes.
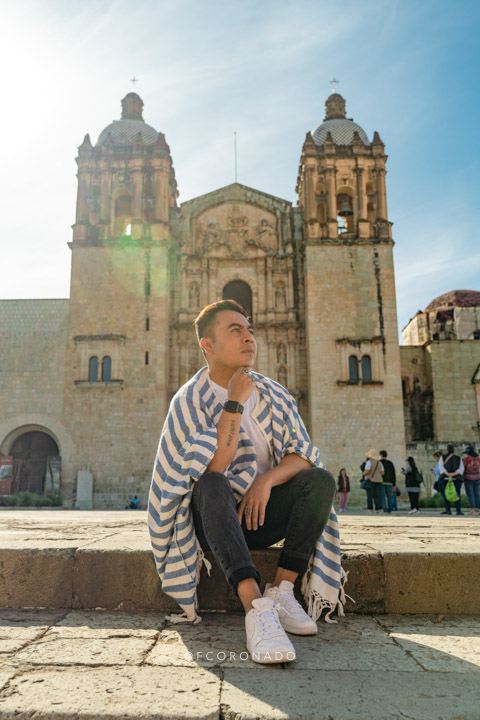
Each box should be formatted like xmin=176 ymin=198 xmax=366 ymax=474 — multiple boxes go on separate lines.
xmin=363 ymin=449 xmax=384 ymax=513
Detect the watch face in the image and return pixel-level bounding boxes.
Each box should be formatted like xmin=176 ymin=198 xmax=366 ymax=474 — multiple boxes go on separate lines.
xmin=224 ymin=401 xmax=243 ymax=413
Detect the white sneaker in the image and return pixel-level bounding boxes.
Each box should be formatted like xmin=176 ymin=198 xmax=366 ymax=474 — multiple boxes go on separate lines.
xmin=408 ymin=508 xmax=418 ymax=514
xmin=245 ymin=597 xmax=296 ymax=664
xmin=264 ymin=580 xmax=318 ymax=635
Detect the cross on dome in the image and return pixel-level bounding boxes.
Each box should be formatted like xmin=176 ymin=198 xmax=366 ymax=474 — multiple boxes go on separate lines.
xmin=329 ymin=78 xmax=340 ymax=94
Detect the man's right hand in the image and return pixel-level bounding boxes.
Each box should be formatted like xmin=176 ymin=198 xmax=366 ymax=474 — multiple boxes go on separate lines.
xmin=227 ymin=367 xmax=254 ymax=404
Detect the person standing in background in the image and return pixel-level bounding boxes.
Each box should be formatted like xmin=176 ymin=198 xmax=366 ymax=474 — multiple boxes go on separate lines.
xmin=337 ymin=468 xmax=350 ymax=513
xmin=462 ymin=446 xmax=480 ymax=516
xmin=431 ymin=451 xmax=442 ymax=496
xmin=402 ymin=456 xmax=422 ymax=514
xmin=379 ymin=450 xmax=396 ymax=514
xmin=438 ymin=444 xmax=464 ymax=516
xmin=363 ymin=450 xmax=384 ymax=513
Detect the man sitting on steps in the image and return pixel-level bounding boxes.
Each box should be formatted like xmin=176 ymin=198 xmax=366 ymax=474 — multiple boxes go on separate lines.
xmin=148 ymin=299 xmax=343 ymax=664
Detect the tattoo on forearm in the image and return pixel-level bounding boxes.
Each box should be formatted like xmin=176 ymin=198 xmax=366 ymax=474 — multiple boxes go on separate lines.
xmin=226 ymin=421 xmax=235 ymax=447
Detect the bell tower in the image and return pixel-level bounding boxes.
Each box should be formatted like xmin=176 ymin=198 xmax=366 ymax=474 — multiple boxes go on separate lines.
xmin=63 ymin=93 xmax=178 ymax=504
xmin=297 ymin=92 xmax=405 ymax=473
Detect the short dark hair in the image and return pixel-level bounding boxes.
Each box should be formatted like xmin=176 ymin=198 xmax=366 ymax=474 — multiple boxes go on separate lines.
xmin=446 ymin=443 xmax=455 ymax=454
xmin=194 ymin=299 xmax=249 ymax=343
xmin=380 ymin=450 xmax=387 ymax=458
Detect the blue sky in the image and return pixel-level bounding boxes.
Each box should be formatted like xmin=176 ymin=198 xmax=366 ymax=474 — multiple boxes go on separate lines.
xmin=2 ymin=0 xmax=479 ymax=338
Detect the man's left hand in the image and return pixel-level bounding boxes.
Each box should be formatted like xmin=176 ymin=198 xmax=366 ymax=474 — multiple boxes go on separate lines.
xmin=237 ymin=474 xmax=273 ymax=531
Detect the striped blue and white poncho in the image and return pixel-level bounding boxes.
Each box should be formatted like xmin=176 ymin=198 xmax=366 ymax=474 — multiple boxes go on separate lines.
xmin=147 ymin=367 xmax=346 ymax=623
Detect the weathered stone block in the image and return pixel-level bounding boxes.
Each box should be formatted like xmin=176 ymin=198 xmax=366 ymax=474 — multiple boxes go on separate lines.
xmin=0 ymin=549 xmax=74 ymax=609
xmin=384 ymin=553 xmax=480 ymax=614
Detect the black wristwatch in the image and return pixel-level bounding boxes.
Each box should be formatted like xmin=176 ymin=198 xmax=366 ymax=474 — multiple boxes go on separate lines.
xmin=223 ymin=400 xmax=244 ymax=414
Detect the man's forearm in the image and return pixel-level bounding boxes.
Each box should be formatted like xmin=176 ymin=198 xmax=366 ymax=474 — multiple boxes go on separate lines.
xmin=206 ymin=410 xmax=242 ymax=473
xmin=260 ymin=453 xmax=312 ymax=488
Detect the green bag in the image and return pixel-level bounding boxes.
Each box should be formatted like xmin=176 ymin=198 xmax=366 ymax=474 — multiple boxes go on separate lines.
xmin=445 ymin=478 xmax=459 ymax=503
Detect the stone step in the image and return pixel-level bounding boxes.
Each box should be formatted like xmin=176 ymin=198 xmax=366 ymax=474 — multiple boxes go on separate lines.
xmin=0 ymin=510 xmax=479 ymax=615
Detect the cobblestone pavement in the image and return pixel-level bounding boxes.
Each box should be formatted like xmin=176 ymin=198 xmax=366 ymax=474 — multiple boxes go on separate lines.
xmin=0 ymin=609 xmax=478 ymax=719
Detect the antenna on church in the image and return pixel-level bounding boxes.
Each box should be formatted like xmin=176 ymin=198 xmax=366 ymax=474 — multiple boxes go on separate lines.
xmin=234 ymin=131 xmax=238 ymax=183
xmin=130 ymin=76 xmax=139 ymax=90
xmin=329 ymin=77 xmax=340 ymax=94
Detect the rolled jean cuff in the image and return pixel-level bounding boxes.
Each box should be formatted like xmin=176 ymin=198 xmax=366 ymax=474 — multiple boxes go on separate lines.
xmin=278 ymin=549 xmax=311 ymax=575
xmin=228 ymin=562 xmax=261 ymax=596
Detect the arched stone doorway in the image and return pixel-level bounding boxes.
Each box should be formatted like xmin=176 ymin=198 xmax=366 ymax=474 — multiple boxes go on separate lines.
xmin=9 ymin=431 xmax=60 ymax=495
xmin=222 ymin=280 xmax=253 ymax=316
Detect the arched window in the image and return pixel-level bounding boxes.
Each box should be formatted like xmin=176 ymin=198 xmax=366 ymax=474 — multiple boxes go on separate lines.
xmin=348 ymin=355 xmax=359 ymax=383
xmin=361 ymin=355 xmax=372 ymax=382
xmin=113 ymin=194 xmax=132 ymax=236
xmin=470 ymin=330 xmax=480 ymax=340
xmin=88 ymin=356 xmax=99 ymax=382
xmin=114 ymin=194 xmax=131 ymax=217
xmin=101 ymin=356 xmax=112 ymax=382
xmin=222 ymin=281 xmax=252 ymax=316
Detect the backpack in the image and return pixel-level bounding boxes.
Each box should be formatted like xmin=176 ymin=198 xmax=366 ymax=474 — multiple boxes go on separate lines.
xmin=464 ymin=455 xmax=480 ymax=478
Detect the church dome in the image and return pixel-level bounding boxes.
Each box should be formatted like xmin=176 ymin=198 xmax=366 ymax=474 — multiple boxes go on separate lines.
xmin=425 ymin=290 xmax=480 ymax=312
xmin=95 ymin=92 xmax=158 ymax=147
xmin=312 ymin=93 xmax=369 ymax=146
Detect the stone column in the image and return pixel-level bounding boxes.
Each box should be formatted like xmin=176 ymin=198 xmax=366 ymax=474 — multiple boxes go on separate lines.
xmin=99 ymin=166 xmax=110 ymax=222
xmin=286 ymin=258 xmax=295 ymax=321
xmin=266 ymin=257 xmax=274 ymax=312
xmin=287 ymin=327 xmax=297 ymax=387
xmin=178 ymin=328 xmax=188 ymax=385
xmin=180 ymin=264 xmax=188 ymax=311
xmin=201 ymin=259 xmax=209 ymax=307
xmin=208 ymin=258 xmax=218 ymax=304
xmin=355 ymin=167 xmax=367 ymax=219
xmin=266 ymin=327 xmax=276 ymax=377
xmin=130 ymin=160 xmax=144 ymax=218
xmin=256 ymin=257 xmax=265 ymax=322
xmin=325 ymin=168 xmax=336 ymax=220
xmin=376 ymin=166 xmax=388 ymax=219
xmin=305 ymin=167 xmax=317 ymax=223
xmin=152 ymin=159 xmax=167 ymax=221
xmin=75 ymin=168 xmax=90 ymax=223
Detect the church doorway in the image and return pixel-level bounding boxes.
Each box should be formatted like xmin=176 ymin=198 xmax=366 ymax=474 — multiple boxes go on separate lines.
xmin=9 ymin=431 xmax=61 ymax=495
xmin=223 ymin=281 xmax=252 ymax=316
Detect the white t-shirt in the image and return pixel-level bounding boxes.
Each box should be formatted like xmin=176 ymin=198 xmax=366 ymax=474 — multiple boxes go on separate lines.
xmin=210 ymin=379 xmax=272 ymax=477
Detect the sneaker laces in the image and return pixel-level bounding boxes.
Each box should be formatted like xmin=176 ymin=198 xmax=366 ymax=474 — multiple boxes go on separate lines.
xmin=277 ymin=590 xmax=305 ymax=617
xmin=257 ymin=606 xmax=284 ymax=638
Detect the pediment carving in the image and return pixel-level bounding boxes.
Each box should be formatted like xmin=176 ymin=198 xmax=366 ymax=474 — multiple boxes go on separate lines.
xmin=196 ymin=202 xmax=277 ymax=257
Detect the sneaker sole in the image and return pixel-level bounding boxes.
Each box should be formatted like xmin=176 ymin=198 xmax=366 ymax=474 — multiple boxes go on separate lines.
xmin=280 ymin=620 xmax=318 ymax=636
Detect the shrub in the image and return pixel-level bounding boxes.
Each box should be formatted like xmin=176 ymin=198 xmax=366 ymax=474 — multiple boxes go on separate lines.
xmin=17 ymin=491 xmax=36 ymax=507
xmin=3 ymin=492 xmax=62 ymax=508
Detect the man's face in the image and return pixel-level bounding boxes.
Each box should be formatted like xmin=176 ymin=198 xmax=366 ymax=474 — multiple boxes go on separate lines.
xmin=201 ymin=310 xmax=257 ymax=369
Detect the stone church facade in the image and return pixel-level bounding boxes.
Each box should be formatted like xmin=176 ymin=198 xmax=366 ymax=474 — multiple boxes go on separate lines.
xmin=1 ymin=92 xmax=479 ymax=506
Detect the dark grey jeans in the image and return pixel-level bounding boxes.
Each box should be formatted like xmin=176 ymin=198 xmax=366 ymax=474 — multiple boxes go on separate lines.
xmin=191 ymin=467 xmax=336 ymax=596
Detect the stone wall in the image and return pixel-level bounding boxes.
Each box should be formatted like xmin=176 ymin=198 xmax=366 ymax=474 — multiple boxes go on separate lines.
xmin=429 ymin=341 xmax=480 ymax=442
xmin=304 ymin=241 xmax=406 ymax=497
xmin=62 ymin=244 xmax=170 ymax=505
xmin=0 ymin=299 xmax=70 ymax=459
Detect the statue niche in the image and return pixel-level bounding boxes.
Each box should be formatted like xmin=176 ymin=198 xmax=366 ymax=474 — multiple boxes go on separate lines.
xmin=277 ymin=343 xmax=287 ymax=364
xmin=275 ymin=281 xmax=287 ymax=311
xmin=188 ymin=282 xmax=200 ymax=310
